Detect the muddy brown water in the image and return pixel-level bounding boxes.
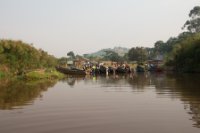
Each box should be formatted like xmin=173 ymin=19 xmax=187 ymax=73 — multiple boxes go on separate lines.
xmin=0 ymin=73 xmax=200 ymax=133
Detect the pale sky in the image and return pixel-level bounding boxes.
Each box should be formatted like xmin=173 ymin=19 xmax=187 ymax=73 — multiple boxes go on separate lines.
xmin=0 ymin=0 xmax=199 ymax=57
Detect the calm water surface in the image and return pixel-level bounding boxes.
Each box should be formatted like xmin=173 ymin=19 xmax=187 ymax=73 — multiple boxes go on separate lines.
xmin=0 ymin=73 xmax=200 ymax=133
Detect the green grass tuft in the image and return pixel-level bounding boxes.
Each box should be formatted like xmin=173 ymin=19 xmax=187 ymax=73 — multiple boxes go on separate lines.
xmin=25 ymin=69 xmax=65 ymax=80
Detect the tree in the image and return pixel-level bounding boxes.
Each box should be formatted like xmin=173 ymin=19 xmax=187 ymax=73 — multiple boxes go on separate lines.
xmin=67 ymin=51 xmax=75 ymax=59
xmin=127 ymin=47 xmax=147 ymax=62
xmin=183 ymin=6 xmax=200 ymax=33
xmin=0 ymin=45 xmax=4 ymax=54
xmin=146 ymin=48 xmax=155 ymax=60
xmin=154 ymin=40 xmax=166 ymax=54
xmin=58 ymin=57 xmax=67 ymax=66
xmin=166 ymin=33 xmax=200 ymax=72
xmin=103 ymin=50 xmax=122 ymax=62
xmin=0 ymin=40 xmax=57 ymax=74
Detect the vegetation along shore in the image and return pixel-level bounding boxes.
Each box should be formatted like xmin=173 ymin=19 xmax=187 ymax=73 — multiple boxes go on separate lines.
xmin=0 ymin=40 xmax=64 ymax=80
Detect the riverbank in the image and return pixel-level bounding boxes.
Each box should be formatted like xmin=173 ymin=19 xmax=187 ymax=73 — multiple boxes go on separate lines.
xmin=0 ymin=68 xmax=65 ymax=81
xmin=24 ymin=69 xmax=65 ymax=80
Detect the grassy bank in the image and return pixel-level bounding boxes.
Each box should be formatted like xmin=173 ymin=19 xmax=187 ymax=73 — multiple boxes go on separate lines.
xmin=0 ymin=66 xmax=65 ymax=81
xmin=24 ymin=69 xmax=65 ymax=81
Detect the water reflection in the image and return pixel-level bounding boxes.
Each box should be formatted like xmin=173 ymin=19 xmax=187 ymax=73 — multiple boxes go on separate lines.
xmin=164 ymin=74 xmax=200 ymax=128
xmin=63 ymin=73 xmax=200 ymax=128
xmin=0 ymin=73 xmax=200 ymax=130
xmin=0 ymin=79 xmax=57 ymax=110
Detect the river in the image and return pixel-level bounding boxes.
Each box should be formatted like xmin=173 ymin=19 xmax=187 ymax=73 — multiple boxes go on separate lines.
xmin=0 ymin=73 xmax=200 ymax=133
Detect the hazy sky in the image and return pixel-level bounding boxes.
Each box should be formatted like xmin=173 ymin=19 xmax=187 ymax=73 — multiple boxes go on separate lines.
xmin=0 ymin=0 xmax=199 ymax=57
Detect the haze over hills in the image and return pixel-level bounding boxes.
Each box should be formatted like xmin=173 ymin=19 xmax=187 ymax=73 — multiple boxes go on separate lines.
xmin=84 ymin=47 xmax=129 ymax=58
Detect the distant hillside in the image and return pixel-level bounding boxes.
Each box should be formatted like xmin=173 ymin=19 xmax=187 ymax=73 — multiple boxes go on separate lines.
xmin=85 ymin=47 xmax=129 ymax=58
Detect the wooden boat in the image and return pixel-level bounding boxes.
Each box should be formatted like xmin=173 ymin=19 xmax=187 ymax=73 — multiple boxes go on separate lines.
xmin=98 ymin=66 xmax=131 ymax=75
xmin=116 ymin=66 xmax=131 ymax=74
xmin=136 ymin=65 xmax=145 ymax=72
xmin=56 ymin=67 xmax=86 ymax=75
xmin=148 ymin=65 xmax=163 ymax=72
xmin=98 ymin=66 xmax=114 ymax=74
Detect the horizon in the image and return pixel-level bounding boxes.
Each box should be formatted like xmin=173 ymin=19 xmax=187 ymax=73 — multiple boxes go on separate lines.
xmin=0 ymin=0 xmax=200 ymax=57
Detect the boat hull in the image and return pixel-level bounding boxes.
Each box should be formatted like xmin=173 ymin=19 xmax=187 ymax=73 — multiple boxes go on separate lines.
xmin=56 ymin=67 xmax=86 ymax=75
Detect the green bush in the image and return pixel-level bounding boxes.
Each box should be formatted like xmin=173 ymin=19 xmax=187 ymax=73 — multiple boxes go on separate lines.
xmin=25 ymin=70 xmax=64 ymax=80
xmin=0 ymin=40 xmax=58 ymax=75
xmin=0 ymin=71 xmax=5 ymax=78
xmin=166 ymin=33 xmax=200 ymax=73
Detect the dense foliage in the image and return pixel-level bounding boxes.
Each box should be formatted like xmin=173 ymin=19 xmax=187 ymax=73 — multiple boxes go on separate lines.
xmin=127 ymin=47 xmax=148 ymax=62
xmin=67 ymin=51 xmax=75 ymax=59
xmin=151 ymin=32 xmax=193 ymax=59
xmin=0 ymin=40 xmax=57 ymax=75
xmin=166 ymin=33 xmax=200 ymax=72
xmin=103 ymin=51 xmax=123 ymax=62
xmin=155 ymin=6 xmax=200 ymax=73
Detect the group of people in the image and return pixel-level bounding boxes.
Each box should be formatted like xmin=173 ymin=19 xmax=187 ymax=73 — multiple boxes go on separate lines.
xmin=82 ymin=62 xmax=132 ymax=75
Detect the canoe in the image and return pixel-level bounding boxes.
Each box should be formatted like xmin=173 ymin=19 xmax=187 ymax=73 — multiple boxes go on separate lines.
xmin=136 ymin=65 xmax=145 ymax=72
xmin=56 ymin=67 xmax=86 ymax=75
xmin=116 ymin=66 xmax=131 ymax=74
xmin=148 ymin=65 xmax=163 ymax=72
xmin=98 ymin=66 xmax=114 ymax=74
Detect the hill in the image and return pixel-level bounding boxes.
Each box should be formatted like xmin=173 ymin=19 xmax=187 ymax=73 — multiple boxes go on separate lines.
xmin=85 ymin=47 xmax=129 ymax=58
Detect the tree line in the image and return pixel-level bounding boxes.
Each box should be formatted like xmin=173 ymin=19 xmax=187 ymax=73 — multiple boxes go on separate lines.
xmin=0 ymin=40 xmax=57 ymax=75
xmin=101 ymin=6 xmax=200 ymax=72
